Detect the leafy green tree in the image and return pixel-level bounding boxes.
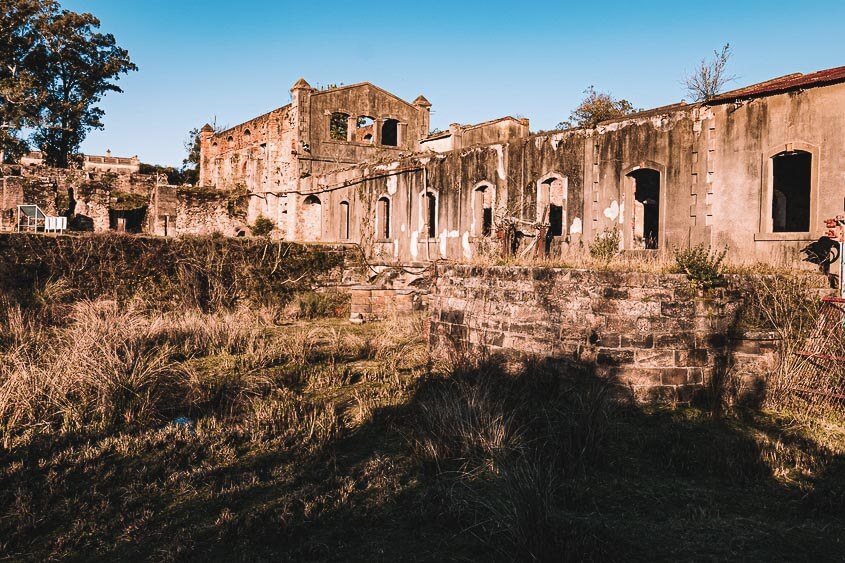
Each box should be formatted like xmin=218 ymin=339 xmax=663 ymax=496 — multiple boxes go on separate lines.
xmin=558 ymin=86 xmax=637 ymax=129
xmin=30 ymin=6 xmax=137 ymax=167
xmin=1 ymin=1 xmax=136 ymax=167
xmin=0 ymin=0 xmax=45 ymax=161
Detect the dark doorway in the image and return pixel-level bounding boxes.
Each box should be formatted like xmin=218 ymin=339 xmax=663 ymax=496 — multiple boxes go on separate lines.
xmin=423 ymin=193 xmax=437 ymax=238
xmin=772 ymin=151 xmax=811 ymax=232
xmin=628 ymin=168 xmax=660 ymax=249
xmin=549 ymin=205 xmax=563 ymax=237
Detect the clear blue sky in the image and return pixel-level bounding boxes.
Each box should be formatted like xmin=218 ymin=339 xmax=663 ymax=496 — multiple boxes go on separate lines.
xmin=62 ymin=0 xmax=845 ymax=167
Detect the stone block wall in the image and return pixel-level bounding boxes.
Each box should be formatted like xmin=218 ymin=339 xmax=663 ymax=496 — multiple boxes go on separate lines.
xmin=429 ymin=265 xmax=744 ymax=402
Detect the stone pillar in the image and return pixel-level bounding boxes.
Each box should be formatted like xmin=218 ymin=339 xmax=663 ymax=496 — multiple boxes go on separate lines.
xmin=397 ymin=123 xmax=407 ymax=147
xmin=374 ymin=118 xmax=385 ymax=146
xmin=413 ymin=95 xmax=432 ymax=148
xmin=346 ymin=115 xmax=357 ymax=142
xmin=198 ymin=123 xmax=214 ymax=186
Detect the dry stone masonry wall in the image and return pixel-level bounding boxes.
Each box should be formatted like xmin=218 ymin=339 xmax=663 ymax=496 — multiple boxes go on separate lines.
xmin=430 ymin=265 xmax=744 ymax=403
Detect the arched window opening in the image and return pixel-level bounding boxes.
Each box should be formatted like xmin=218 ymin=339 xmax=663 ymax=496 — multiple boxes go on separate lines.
xmin=422 ymin=192 xmax=437 ymax=238
xmin=382 ymin=119 xmax=399 ymax=146
xmin=627 ymin=168 xmax=660 ymax=249
xmin=227 ymin=135 xmax=234 ymax=147
xmin=377 ymin=197 xmax=391 ymax=239
xmin=356 ymin=116 xmax=374 ymax=144
xmin=329 ymin=112 xmax=349 ymax=141
xmin=772 ymin=151 xmax=811 ymax=232
xmin=243 ymin=129 xmax=251 ymax=139
xmin=339 ymin=201 xmax=350 ymax=240
xmin=537 ymin=175 xmax=566 ymax=237
xmin=302 ymin=195 xmax=322 ymax=241
xmin=473 ymin=185 xmax=493 ymax=237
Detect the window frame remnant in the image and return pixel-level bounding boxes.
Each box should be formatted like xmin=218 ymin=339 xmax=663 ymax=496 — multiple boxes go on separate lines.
xmin=626 ymin=168 xmax=660 ymax=250
xmin=377 ymin=196 xmax=391 ymax=240
xmin=356 ymin=116 xmax=375 ymax=144
xmin=339 ymin=200 xmax=350 ymax=240
xmin=381 ymin=118 xmax=399 ymax=146
xmin=771 ymin=150 xmax=812 ymax=233
xmin=421 ymin=190 xmax=438 ymax=239
xmin=329 ymin=112 xmax=350 ymax=141
xmin=472 ymin=183 xmax=494 ymax=237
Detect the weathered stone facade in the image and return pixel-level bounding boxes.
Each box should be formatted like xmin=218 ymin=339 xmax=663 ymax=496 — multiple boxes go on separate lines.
xmin=0 ymin=164 xmax=250 ymax=236
xmin=198 ymin=67 xmax=845 ymax=266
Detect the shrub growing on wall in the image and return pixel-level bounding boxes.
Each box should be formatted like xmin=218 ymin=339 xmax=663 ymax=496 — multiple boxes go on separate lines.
xmin=250 ymin=216 xmax=275 ymax=237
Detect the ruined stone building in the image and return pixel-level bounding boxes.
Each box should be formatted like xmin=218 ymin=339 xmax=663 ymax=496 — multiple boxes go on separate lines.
xmin=3 ymin=66 xmax=844 ymax=266
xmin=194 ymin=67 xmax=845 ymax=264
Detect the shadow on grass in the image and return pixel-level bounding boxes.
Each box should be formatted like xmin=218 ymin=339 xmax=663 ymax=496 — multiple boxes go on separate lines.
xmin=1 ymin=353 xmax=844 ymax=562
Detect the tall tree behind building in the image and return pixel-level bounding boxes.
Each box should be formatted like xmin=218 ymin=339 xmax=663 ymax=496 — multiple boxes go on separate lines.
xmin=0 ymin=1 xmax=136 ymax=167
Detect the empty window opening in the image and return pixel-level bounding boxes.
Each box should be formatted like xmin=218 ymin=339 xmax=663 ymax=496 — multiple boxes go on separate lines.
xmin=772 ymin=151 xmax=811 ymax=232
xmin=423 ymin=192 xmax=437 ymax=238
xmin=356 ymin=116 xmax=374 ymax=144
xmin=473 ymin=185 xmax=493 ymax=236
xmin=627 ymin=168 xmax=660 ymax=249
xmin=329 ymin=112 xmax=349 ymax=141
xmin=537 ymin=176 xmax=566 ymax=237
xmin=339 ymin=201 xmax=350 ymax=240
xmin=382 ymin=119 xmax=399 ymax=146
xmin=377 ymin=197 xmax=391 ymax=239
xmin=243 ymin=129 xmax=251 ymax=139
xmin=227 ymin=135 xmax=234 ymax=146
xmin=301 ymin=195 xmax=322 ymax=241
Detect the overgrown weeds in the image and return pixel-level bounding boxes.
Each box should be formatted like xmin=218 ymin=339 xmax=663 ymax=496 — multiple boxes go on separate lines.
xmin=673 ymin=243 xmax=727 ymax=289
xmin=410 ymin=353 xmax=614 ymax=559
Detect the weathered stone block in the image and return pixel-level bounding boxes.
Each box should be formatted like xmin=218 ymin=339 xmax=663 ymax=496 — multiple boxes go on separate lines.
xmin=661 ymin=300 xmax=696 ymax=317
xmin=620 ymin=333 xmax=654 ymax=348
xmin=597 ymin=348 xmax=635 ymax=365
xmin=660 ymin=368 xmax=690 ymax=386
xmin=653 ymin=332 xmax=695 ymax=349
xmin=635 ymin=349 xmax=675 ymax=366
xmin=675 ymin=348 xmax=709 ymax=367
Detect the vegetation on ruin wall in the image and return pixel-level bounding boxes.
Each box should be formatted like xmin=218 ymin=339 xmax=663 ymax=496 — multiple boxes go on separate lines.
xmin=0 ymin=233 xmax=346 ymax=310
xmin=109 ymin=191 xmax=148 ymax=211
xmin=177 ymin=185 xmax=249 ymax=217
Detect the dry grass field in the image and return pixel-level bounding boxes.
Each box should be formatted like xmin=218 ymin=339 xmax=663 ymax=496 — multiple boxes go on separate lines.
xmin=0 ymin=287 xmax=843 ymax=561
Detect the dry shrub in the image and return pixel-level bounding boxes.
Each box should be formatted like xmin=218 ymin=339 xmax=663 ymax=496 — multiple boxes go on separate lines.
xmin=0 ymin=300 xmax=185 ymax=438
xmin=737 ymin=273 xmax=819 ymax=408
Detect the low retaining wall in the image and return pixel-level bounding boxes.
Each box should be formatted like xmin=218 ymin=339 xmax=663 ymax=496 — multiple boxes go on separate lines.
xmin=429 ymin=265 xmax=747 ymax=402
